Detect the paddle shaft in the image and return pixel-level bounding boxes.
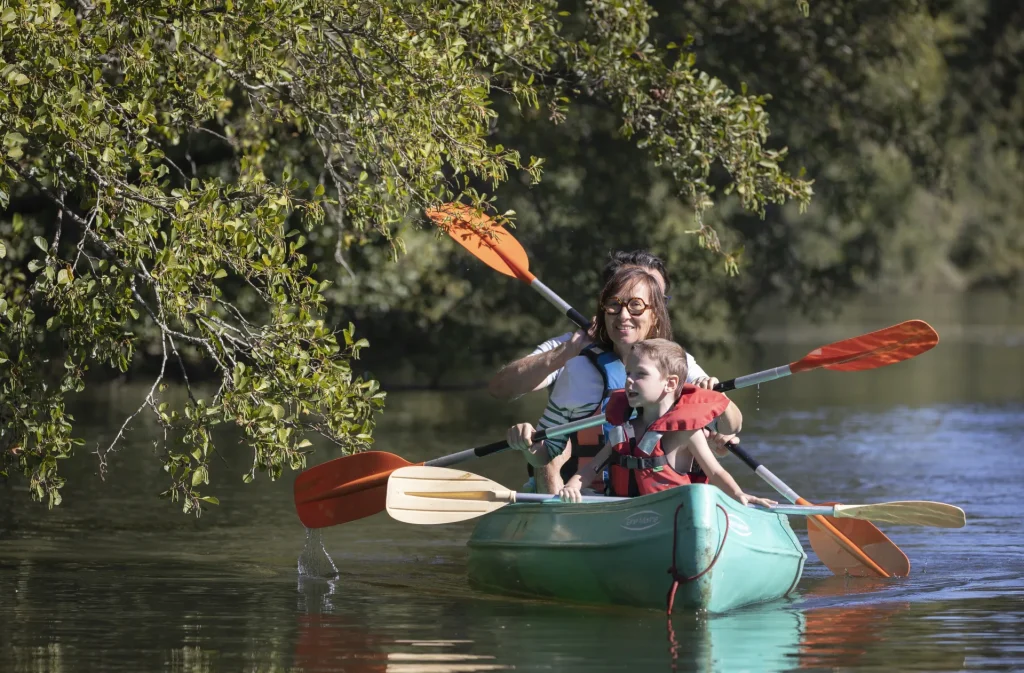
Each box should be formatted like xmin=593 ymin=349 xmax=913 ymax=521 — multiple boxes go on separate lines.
xmin=302 ymin=414 xmax=609 ymax=505
xmin=728 ymin=443 xmax=890 ymax=578
xmin=425 ymin=413 xmax=607 ymax=467
xmin=486 ymin=237 xmax=592 ymax=330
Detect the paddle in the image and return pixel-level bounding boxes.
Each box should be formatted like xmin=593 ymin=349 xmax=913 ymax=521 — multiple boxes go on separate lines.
xmin=728 ymin=442 xmax=911 ymax=578
xmin=386 ymin=466 xmax=629 ymax=525
xmin=293 ymin=414 xmax=608 ymax=529
xmin=427 ymin=202 xmax=939 ymax=394
xmin=426 ymin=203 xmax=591 ymax=331
xmin=387 ymin=466 xmax=965 ymax=529
xmin=762 ymin=502 xmax=965 ymax=529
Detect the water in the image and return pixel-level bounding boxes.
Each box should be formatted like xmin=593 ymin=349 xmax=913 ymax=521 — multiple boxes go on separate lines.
xmin=2 ymin=294 xmax=1023 ymax=672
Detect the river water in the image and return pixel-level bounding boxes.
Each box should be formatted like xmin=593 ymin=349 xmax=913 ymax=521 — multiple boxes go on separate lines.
xmin=2 ymin=294 xmax=1023 ymax=672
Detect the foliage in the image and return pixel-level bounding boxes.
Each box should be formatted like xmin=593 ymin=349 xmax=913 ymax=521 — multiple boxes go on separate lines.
xmin=337 ymin=0 xmax=1024 ymax=375
xmin=0 ymin=0 xmax=811 ymax=510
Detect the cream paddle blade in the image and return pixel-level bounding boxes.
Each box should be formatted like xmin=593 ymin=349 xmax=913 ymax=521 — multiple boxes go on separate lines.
xmin=833 ymin=501 xmax=966 ymax=528
xmin=386 ymin=466 xmax=514 ymax=525
xmin=764 ymin=501 xmax=966 ymax=528
xmin=386 ymin=466 xmax=625 ymax=525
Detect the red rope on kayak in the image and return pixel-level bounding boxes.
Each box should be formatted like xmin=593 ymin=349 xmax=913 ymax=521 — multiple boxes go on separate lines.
xmin=666 ymin=503 xmax=729 ymax=615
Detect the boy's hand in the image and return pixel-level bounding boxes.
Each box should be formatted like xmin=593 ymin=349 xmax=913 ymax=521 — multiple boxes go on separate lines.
xmin=740 ymin=493 xmax=778 ymax=508
xmin=507 ymin=423 xmax=536 ymax=451
xmin=557 ymin=476 xmax=584 ymax=503
xmin=704 ymin=428 xmax=738 ymax=457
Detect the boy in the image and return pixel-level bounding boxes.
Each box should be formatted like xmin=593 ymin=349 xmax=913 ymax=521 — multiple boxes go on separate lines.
xmin=555 ymin=339 xmax=775 ymax=506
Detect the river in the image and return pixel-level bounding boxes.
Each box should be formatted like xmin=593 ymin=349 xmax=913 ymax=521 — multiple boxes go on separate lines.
xmin=1 ymin=293 xmax=1023 ymax=672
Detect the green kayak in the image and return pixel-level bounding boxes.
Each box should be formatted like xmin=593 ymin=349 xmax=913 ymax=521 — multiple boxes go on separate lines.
xmin=466 ymin=484 xmax=806 ymax=614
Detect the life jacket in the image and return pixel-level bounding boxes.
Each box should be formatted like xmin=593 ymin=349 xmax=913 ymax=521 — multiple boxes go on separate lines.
xmin=560 ymin=344 xmax=626 ymax=490
xmin=604 ymin=386 xmax=730 ymax=497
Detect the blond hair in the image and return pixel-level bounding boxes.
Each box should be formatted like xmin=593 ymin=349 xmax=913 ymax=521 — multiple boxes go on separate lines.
xmin=630 ymin=338 xmax=688 ymax=385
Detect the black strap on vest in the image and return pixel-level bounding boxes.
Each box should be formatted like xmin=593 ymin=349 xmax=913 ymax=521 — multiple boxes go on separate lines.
xmin=616 ymin=454 xmax=670 ymax=470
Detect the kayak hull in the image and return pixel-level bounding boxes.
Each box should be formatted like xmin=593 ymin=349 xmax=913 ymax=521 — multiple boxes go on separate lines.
xmin=466 ymin=484 xmax=805 ymax=614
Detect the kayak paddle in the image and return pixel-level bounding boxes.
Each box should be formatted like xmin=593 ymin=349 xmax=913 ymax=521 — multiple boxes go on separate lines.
xmin=714 ymin=319 xmax=938 ymax=392
xmin=728 ymin=442 xmax=911 ymax=578
xmin=386 ymin=466 xmax=628 ymax=525
xmin=387 ymin=466 xmax=965 ymax=529
xmin=426 ymin=203 xmax=592 ymax=331
xmin=293 ymin=415 xmax=607 ymax=528
xmin=760 ymin=502 xmax=965 ymax=529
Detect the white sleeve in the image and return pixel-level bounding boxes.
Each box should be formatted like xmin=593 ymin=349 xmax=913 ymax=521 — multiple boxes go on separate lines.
xmin=529 ymin=332 xmax=572 ymax=356
xmin=685 ymin=353 xmax=709 ymax=383
xmin=529 ymin=332 xmax=573 ymax=390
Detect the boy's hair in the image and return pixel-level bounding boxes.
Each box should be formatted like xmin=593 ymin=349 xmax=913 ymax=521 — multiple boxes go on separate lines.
xmin=600 ymin=250 xmax=671 ymax=296
xmin=594 ymin=267 xmax=673 ymax=348
xmin=631 ymin=338 xmax=688 ymax=388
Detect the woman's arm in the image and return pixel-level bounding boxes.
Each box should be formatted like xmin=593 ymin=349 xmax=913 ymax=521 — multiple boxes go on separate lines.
xmin=487 ymin=328 xmax=592 ymax=400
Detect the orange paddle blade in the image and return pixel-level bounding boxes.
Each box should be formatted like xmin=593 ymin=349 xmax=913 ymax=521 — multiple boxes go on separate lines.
xmin=791 ymin=320 xmax=939 ymax=374
xmin=294 ymin=451 xmax=415 ymax=528
xmin=807 ymin=503 xmax=911 ymax=578
xmin=425 ymin=203 xmax=535 ymax=283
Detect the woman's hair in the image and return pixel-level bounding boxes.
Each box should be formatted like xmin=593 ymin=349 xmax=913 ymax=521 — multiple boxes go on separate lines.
xmin=600 ymin=250 xmax=671 ymax=295
xmin=594 ymin=266 xmax=673 ymax=348
xmin=631 ymin=339 xmax=688 ymax=383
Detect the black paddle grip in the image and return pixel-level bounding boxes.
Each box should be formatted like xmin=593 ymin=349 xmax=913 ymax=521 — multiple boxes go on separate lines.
xmin=468 ymin=427 xmax=547 ymax=460
xmin=727 ymin=442 xmax=761 ymax=471
xmin=566 ymin=308 xmax=590 ymax=331
xmin=713 ymin=378 xmax=736 ymax=392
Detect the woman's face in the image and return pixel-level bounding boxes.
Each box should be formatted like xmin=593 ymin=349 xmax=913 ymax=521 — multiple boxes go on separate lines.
xmin=603 ymin=281 xmax=655 ymax=348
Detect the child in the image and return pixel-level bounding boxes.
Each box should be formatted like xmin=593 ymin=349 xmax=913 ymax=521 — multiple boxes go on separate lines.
xmin=557 ymin=339 xmax=776 ymax=507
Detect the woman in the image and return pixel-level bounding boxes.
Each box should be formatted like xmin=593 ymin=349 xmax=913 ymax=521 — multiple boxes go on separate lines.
xmin=488 ymin=251 xmax=722 ymax=400
xmin=507 ymin=265 xmax=742 ymax=493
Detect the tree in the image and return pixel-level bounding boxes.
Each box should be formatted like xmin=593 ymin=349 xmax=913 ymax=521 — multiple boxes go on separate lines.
xmin=0 ymin=0 xmax=811 ymax=511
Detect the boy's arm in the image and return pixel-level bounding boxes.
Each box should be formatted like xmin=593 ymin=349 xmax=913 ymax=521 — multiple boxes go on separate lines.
xmin=662 ymin=431 xmax=774 ymax=507
xmin=716 ymin=399 xmax=743 ymax=435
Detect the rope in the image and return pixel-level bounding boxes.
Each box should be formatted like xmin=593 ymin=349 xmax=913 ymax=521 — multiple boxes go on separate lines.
xmin=666 ymin=503 xmax=729 ymax=615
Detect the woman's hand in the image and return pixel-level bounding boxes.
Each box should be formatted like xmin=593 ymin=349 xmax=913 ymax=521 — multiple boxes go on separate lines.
xmin=507 ymin=423 xmax=536 ymax=451
xmin=692 ymin=376 xmax=720 ymax=390
xmin=563 ymin=319 xmax=597 ymax=358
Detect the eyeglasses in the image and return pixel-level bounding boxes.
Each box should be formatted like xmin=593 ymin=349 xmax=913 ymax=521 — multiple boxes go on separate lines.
xmin=602 ymin=297 xmax=651 ymax=316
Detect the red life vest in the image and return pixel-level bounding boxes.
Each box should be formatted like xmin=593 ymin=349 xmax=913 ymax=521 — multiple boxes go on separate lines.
xmin=604 ymin=386 xmax=730 ymax=497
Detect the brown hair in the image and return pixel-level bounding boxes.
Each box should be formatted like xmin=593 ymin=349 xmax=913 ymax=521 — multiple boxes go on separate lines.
xmin=631 ymin=338 xmax=689 ymax=384
xmin=594 ymin=266 xmax=673 ymax=348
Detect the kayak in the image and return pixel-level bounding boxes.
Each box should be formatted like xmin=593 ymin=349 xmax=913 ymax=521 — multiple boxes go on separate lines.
xmin=466 ymin=483 xmax=806 ymax=614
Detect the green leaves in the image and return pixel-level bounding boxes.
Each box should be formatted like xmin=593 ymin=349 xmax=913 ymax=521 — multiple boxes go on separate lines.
xmin=0 ymin=0 xmax=817 ymax=516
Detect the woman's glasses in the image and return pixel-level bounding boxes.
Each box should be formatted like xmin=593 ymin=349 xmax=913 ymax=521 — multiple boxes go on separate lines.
xmin=602 ymin=297 xmax=651 ymax=316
